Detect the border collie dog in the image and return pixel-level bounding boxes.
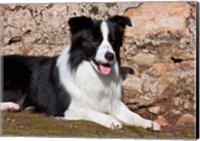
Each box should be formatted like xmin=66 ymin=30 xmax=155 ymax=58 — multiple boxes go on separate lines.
xmin=1 ymin=16 xmax=160 ymax=130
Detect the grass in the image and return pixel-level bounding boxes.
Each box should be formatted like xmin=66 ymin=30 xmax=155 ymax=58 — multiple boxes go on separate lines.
xmin=181 ymin=130 xmax=196 ymax=138
xmin=1 ymin=111 xmax=196 ymax=139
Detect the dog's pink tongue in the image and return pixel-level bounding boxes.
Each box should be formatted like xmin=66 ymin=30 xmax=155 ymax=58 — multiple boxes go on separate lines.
xmin=99 ymin=64 xmax=111 ymax=75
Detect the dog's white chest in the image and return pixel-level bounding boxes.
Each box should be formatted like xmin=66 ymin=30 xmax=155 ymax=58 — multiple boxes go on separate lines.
xmin=71 ymin=61 xmax=121 ymax=112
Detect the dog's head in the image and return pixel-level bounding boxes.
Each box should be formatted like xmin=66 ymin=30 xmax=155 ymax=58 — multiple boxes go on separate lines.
xmin=68 ymin=16 xmax=132 ymax=75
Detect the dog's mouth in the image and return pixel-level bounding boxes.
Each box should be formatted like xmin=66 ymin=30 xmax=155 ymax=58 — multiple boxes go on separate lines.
xmin=91 ymin=60 xmax=112 ymax=75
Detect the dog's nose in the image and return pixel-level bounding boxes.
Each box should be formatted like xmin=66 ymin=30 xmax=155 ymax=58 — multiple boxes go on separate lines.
xmin=105 ymin=52 xmax=114 ymax=61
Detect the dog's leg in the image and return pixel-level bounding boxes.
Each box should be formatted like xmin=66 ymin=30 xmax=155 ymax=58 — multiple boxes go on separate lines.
xmin=63 ymin=107 xmax=122 ymax=130
xmin=110 ymin=100 xmax=161 ymax=131
xmin=0 ymin=102 xmax=20 ymax=111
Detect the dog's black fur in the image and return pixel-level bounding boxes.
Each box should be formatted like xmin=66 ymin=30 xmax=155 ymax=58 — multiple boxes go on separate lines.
xmin=3 ymin=55 xmax=71 ymax=116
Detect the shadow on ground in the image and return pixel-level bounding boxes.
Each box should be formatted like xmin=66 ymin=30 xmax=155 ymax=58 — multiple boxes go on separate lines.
xmin=1 ymin=112 xmax=196 ymax=139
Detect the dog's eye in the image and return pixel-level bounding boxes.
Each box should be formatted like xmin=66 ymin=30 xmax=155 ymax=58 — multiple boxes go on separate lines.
xmin=109 ymin=38 xmax=115 ymax=45
xmin=92 ymin=39 xmax=99 ymax=45
xmin=109 ymin=35 xmax=115 ymax=44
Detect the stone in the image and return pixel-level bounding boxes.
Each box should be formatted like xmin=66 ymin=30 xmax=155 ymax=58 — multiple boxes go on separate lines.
xmin=8 ymin=4 xmax=17 ymax=10
xmin=142 ymin=49 xmax=149 ymax=53
xmin=151 ymin=74 xmax=177 ymax=96
xmin=183 ymin=100 xmax=191 ymax=110
xmin=171 ymin=109 xmax=181 ymax=116
xmin=124 ymin=2 xmax=191 ymax=38
xmin=3 ymin=8 xmax=37 ymax=45
xmin=148 ymin=106 xmax=160 ymax=115
xmin=176 ymin=114 xmax=196 ymax=126
xmin=173 ymin=97 xmax=183 ymax=106
xmin=122 ymin=75 xmax=143 ymax=93
xmin=21 ymin=47 xmax=30 ymax=56
xmin=42 ymin=4 xmax=67 ymax=28
xmin=154 ymin=118 xmax=169 ymax=127
xmin=131 ymin=53 xmax=156 ymax=67
xmin=151 ymin=63 xmax=175 ymax=76
xmin=3 ymin=27 xmax=21 ymax=41
xmin=180 ymin=60 xmax=195 ymax=70
xmin=135 ymin=108 xmax=147 ymax=115
xmin=173 ymin=53 xmax=195 ymax=61
xmin=7 ymin=9 xmax=37 ymax=33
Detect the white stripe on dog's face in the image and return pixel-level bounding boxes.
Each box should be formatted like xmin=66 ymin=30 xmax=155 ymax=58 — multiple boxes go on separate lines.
xmin=101 ymin=21 xmax=109 ymax=41
xmin=95 ymin=21 xmax=115 ymax=64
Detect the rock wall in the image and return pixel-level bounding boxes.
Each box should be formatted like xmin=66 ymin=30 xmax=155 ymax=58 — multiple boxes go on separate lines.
xmin=0 ymin=2 xmax=196 ymax=126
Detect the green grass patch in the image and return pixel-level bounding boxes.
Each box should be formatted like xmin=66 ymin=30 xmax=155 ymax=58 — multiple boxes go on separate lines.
xmin=181 ymin=130 xmax=196 ymax=138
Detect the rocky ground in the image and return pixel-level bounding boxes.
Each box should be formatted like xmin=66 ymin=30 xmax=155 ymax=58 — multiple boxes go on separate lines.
xmin=0 ymin=2 xmax=197 ymax=138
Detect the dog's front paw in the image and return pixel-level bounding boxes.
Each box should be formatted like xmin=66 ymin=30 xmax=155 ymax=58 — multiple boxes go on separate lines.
xmin=145 ymin=120 xmax=161 ymax=131
xmin=109 ymin=120 xmax=122 ymax=130
xmin=150 ymin=121 xmax=161 ymax=131
xmin=1 ymin=102 xmax=20 ymax=112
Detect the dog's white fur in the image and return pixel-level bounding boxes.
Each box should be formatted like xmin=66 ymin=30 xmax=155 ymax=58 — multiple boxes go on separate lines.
xmin=1 ymin=102 xmax=20 ymax=111
xmin=56 ymin=21 xmax=161 ymax=130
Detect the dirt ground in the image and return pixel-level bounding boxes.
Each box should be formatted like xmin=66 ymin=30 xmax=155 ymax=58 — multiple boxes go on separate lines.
xmin=1 ymin=111 xmax=196 ymax=139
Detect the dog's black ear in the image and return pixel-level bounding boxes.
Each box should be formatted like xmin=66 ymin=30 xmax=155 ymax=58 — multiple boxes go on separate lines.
xmin=108 ymin=15 xmax=132 ymax=29
xmin=68 ymin=16 xmax=93 ymax=34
